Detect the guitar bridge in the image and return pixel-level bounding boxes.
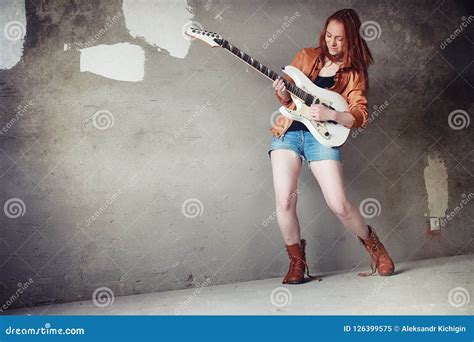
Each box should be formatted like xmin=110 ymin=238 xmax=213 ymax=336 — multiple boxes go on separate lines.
xmin=312 ymin=120 xmax=331 ymax=139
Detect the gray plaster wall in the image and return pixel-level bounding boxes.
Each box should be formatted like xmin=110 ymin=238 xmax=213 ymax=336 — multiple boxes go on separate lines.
xmin=0 ymin=0 xmax=472 ymax=310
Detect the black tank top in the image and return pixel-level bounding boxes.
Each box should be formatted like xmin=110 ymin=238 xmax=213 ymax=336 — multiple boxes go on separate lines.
xmin=286 ymin=75 xmax=336 ymax=132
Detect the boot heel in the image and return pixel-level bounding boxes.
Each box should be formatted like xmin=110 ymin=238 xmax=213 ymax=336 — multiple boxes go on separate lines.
xmin=358 ymin=225 xmax=395 ymax=277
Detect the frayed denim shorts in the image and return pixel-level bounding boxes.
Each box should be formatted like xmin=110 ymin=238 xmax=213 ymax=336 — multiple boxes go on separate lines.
xmin=268 ymin=130 xmax=342 ymax=163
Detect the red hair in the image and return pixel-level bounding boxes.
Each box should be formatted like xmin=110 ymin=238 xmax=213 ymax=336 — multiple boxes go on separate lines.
xmin=319 ymin=9 xmax=374 ymax=77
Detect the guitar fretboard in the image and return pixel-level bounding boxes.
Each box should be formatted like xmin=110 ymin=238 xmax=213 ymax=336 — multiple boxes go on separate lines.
xmin=218 ymin=39 xmax=316 ymax=105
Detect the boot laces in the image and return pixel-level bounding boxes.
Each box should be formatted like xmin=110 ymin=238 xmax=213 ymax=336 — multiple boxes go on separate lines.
xmin=290 ymin=255 xmax=321 ymax=281
xmin=358 ymin=235 xmax=382 ymax=277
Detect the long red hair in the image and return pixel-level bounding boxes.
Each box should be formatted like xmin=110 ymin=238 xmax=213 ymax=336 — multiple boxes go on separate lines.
xmin=319 ymin=9 xmax=373 ymax=78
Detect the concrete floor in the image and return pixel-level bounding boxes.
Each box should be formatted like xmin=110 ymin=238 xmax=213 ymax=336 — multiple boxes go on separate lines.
xmin=6 ymin=254 xmax=473 ymax=315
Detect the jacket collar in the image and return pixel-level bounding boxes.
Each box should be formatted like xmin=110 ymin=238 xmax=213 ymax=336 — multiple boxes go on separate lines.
xmin=315 ymin=47 xmax=352 ymax=70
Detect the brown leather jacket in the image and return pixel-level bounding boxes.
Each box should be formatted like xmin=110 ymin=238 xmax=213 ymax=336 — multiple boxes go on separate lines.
xmin=271 ymin=47 xmax=369 ymax=139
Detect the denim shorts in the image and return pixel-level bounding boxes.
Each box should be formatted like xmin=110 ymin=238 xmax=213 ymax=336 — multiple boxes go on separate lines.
xmin=268 ymin=130 xmax=342 ymax=163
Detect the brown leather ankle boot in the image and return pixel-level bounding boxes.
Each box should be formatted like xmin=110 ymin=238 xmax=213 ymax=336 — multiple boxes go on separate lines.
xmin=282 ymin=239 xmax=321 ymax=284
xmin=357 ymin=225 xmax=395 ymax=277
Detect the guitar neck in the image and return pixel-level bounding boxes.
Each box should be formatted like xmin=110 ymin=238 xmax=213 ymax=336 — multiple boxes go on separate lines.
xmin=219 ymin=39 xmax=310 ymax=103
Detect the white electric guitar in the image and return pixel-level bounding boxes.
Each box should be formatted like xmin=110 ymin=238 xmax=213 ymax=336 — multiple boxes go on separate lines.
xmin=185 ymin=28 xmax=350 ymax=147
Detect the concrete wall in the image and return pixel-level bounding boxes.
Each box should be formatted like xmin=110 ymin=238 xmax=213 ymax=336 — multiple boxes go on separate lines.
xmin=0 ymin=0 xmax=472 ymax=310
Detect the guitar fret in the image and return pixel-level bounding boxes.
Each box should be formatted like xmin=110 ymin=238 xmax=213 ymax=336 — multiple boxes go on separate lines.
xmin=221 ymin=39 xmax=310 ymax=102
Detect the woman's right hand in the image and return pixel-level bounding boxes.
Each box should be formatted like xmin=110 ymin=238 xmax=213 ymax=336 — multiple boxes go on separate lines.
xmin=273 ymin=78 xmax=291 ymax=101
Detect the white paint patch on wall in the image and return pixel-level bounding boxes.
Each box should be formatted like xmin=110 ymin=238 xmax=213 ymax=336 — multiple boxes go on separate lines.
xmin=79 ymin=43 xmax=145 ymax=82
xmin=423 ymin=153 xmax=449 ymax=217
xmin=0 ymin=0 xmax=26 ymax=70
xmin=122 ymin=0 xmax=194 ymax=59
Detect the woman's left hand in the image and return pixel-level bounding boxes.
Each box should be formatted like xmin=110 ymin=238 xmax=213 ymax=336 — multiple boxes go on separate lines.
xmin=309 ymin=104 xmax=336 ymax=121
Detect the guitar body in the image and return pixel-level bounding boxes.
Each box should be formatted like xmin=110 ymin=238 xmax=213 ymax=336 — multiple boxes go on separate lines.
xmin=184 ymin=27 xmax=351 ymax=147
xmin=279 ymin=65 xmax=350 ymax=147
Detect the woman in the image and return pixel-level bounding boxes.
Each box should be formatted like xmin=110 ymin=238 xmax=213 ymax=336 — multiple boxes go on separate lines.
xmin=269 ymin=9 xmax=395 ymax=284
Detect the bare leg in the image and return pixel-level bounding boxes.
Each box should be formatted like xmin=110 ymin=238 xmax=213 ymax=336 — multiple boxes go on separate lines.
xmin=308 ymin=160 xmax=370 ymax=239
xmin=270 ymin=149 xmax=303 ymax=245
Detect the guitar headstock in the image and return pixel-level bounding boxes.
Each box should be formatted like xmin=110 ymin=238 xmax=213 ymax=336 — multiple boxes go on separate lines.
xmin=185 ymin=27 xmax=223 ymax=47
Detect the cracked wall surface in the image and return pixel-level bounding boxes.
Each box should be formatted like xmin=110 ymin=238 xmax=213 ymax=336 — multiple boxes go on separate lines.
xmin=0 ymin=0 xmax=472 ymax=309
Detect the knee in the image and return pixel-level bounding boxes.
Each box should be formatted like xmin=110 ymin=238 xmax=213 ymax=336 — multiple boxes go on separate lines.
xmin=275 ymin=192 xmax=298 ymax=213
xmin=327 ymin=198 xmax=352 ymax=219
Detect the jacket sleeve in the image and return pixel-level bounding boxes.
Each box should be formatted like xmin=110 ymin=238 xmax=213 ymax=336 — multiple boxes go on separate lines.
xmin=345 ymin=72 xmax=369 ymax=128
xmin=275 ymin=49 xmax=306 ymax=110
